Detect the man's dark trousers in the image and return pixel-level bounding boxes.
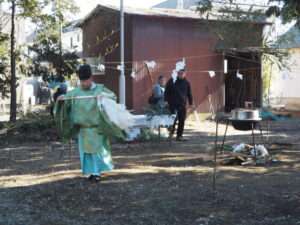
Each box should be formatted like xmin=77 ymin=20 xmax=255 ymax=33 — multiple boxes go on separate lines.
xmin=169 ymin=105 xmax=187 ymax=138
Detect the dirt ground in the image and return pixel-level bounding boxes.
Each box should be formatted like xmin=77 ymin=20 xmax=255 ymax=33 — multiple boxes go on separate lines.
xmin=0 ymin=120 xmax=299 ymax=225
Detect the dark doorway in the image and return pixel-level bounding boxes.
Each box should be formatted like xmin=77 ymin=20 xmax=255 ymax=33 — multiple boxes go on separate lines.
xmin=225 ymin=52 xmax=261 ymax=112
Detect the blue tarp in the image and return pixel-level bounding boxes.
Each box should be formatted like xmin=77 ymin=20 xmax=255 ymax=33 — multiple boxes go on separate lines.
xmin=49 ymin=81 xmax=68 ymax=89
xmin=260 ymin=111 xmax=300 ymax=121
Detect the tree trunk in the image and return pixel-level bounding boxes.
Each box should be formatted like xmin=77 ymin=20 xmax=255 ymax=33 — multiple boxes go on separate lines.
xmin=9 ymin=0 xmax=16 ymax=122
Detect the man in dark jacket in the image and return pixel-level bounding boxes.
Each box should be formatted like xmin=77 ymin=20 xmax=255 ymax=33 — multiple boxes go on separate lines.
xmin=164 ymin=69 xmax=195 ymax=141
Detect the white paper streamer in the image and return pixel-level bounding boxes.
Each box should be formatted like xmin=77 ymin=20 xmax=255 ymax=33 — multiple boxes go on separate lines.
xmin=208 ymin=71 xmax=215 ymax=78
xmin=130 ymin=71 xmax=136 ymax=78
xmin=145 ymin=61 xmax=156 ymax=68
xmin=172 ymin=69 xmax=178 ymax=83
xmin=175 ymin=60 xmax=185 ymax=71
xmin=236 ymin=70 xmax=243 ymax=80
xmin=97 ymin=63 xmax=105 ymax=72
xmin=117 ymin=65 xmax=124 ymax=71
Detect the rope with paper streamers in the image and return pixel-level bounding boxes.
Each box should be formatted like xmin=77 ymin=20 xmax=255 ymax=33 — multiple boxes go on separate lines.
xmin=92 ymin=51 xmax=260 ymax=67
xmin=91 ymin=51 xmax=262 ymax=81
xmin=102 ymin=53 xmax=223 ymax=64
xmin=92 ymin=63 xmax=261 ymax=81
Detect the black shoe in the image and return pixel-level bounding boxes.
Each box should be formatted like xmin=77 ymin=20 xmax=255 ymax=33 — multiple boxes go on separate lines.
xmin=176 ymin=136 xmax=188 ymax=141
xmin=87 ymin=175 xmax=101 ymax=182
xmin=168 ymin=126 xmax=175 ymax=134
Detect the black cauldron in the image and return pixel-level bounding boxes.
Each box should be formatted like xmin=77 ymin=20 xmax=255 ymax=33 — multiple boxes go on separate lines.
xmin=230 ymin=119 xmax=258 ymax=131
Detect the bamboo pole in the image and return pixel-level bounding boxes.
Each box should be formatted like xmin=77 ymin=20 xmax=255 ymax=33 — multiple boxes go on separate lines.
xmin=57 ymin=93 xmax=114 ymax=101
xmin=57 ymin=95 xmax=100 ymax=101
xmin=213 ymin=52 xmax=226 ymax=194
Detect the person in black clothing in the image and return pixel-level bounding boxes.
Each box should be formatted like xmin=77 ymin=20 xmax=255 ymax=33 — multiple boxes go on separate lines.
xmin=50 ymin=84 xmax=68 ymax=116
xmin=164 ymin=69 xmax=195 ymax=141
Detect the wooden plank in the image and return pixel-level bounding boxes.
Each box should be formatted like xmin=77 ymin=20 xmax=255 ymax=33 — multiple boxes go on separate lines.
xmin=229 ymin=152 xmax=254 ymax=158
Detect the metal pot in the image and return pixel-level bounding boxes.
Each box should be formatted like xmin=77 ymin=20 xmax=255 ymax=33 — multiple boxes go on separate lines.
xmin=230 ymin=120 xmax=258 ymax=131
xmin=229 ymin=109 xmax=261 ymax=131
xmin=231 ymin=109 xmax=260 ymax=120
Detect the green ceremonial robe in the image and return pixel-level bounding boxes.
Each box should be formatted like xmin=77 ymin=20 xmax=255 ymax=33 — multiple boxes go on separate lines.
xmin=54 ymin=83 xmax=123 ymax=175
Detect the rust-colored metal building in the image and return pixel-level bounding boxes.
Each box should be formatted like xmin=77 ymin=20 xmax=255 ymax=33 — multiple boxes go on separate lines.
xmin=77 ymin=5 xmax=264 ymax=114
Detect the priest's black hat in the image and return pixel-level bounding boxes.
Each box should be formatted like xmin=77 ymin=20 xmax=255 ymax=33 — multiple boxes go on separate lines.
xmin=78 ymin=64 xmax=92 ymax=80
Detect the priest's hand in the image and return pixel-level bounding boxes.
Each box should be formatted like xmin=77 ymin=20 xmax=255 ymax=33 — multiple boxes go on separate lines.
xmin=57 ymin=95 xmax=65 ymax=102
xmin=95 ymin=94 xmax=103 ymax=100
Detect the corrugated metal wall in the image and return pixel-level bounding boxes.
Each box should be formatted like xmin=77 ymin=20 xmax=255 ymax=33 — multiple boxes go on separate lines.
xmin=80 ymin=12 xmax=262 ymax=114
xmin=131 ymin=16 xmax=224 ymax=114
xmin=81 ymin=11 xmax=134 ymax=109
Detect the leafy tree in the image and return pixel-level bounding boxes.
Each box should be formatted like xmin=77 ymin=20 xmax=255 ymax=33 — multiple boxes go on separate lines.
xmin=196 ymin=0 xmax=288 ymax=64
xmin=198 ymin=1 xmax=300 ymax=28
xmin=0 ymin=0 xmax=78 ymax=122
xmin=0 ymin=32 xmax=10 ymax=98
xmin=197 ymin=1 xmax=266 ymax=50
xmin=266 ymin=0 xmax=300 ymax=28
xmin=25 ymin=31 xmax=79 ymax=83
xmin=25 ymin=0 xmax=79 ymax=82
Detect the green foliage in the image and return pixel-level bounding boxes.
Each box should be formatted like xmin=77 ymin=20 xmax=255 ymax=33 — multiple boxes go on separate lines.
xmin=0 ymin=0 xmax=79 ymax=121
xmin=206 ymin=0 xmax=300 ymax=30
xmin=19 ymin=0 xmax=80 ymax=83
xmin=24 ymin=34 xmax=79 ymax=82
xmin=143 ymin=105 xmax=171 ymax=120
xmin=138 ymin=128 xmax=154 ymax=141
xmin=267 ymin=0 xmax=300 ymax=28
xmin=196 ymin=1 xmax=290 ymax=69
xmin=0 ymin=33 xmax=25 ymax=98
xmin=25 ymin=0 xmax=79 ymax=82
xmin=196 ymin=1 xmax=266 ymax=51
xmin=131 ymin=127 xmax=167 ymax=143
xmin=196 ymin=0 xmax=293 ymax=109
xmin=196 ymin=0 xmax=213 ymax=16
xmin=1 ymin=108 xmax=55 ymax=134
xmin=0 ymin=33 xmax=10 ymax=98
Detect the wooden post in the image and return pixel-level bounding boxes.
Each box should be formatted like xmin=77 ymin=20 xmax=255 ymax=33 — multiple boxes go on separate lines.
xmin=213 ymin=52 xmax=226 ymax=194
xmin=145 ymin=63 xmax=154 ymax=87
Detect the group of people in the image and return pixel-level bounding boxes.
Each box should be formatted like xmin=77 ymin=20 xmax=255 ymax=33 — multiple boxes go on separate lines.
xmin=54 ymin=64 xmax=194 ymax=182
xmin=152 ymin=69 xmax=195 ymax=142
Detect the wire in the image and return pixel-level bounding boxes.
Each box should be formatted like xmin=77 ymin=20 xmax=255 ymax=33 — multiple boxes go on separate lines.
xmin=226 ymin=52 xmax=261 ymax=64
xmin=105 ymin=53 xmax=223 ymax=64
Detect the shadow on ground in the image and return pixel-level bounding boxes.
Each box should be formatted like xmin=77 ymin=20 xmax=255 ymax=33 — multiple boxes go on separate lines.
xmin=0 ymin=121 xmax=300 ymax=224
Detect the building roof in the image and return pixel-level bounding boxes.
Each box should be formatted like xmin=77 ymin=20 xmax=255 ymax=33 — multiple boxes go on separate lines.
xmin=153 ymin=0 xmax=197 ymax=10
xmin=272 ymin=25 xmax=300 ymax=49
xmin=62 ymin=19 xmax=81 ymax=33
xmin=76 ymin=4 xmax=205 ymax=27
xmin=76 ymin=4 xmax=270 ymax=27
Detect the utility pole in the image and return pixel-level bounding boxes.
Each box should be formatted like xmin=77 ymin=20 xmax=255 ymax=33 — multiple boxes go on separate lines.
xmin=177 ymin=0 xmax=183 ymax=10
xmin=119 ymin=0 xmax=126 ymax=105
